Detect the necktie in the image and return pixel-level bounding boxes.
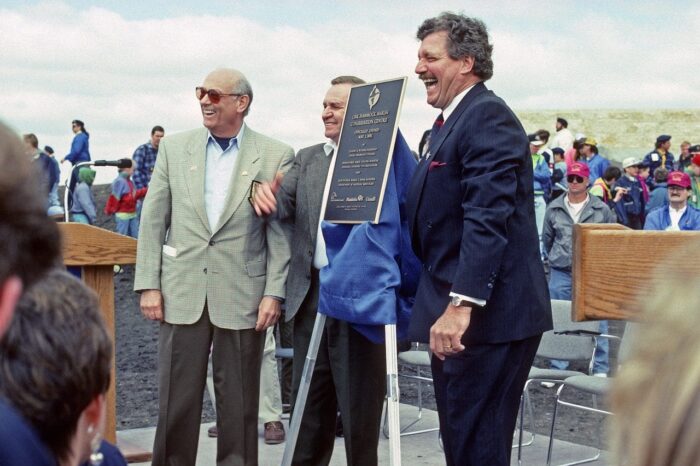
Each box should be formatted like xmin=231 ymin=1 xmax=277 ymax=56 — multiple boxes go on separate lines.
xmin=426 ymin=113 xmax=444 ymax=158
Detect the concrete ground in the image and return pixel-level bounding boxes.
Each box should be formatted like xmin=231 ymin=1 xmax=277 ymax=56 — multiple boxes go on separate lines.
xmin=121 ymin=403 xmax=608 ymax=465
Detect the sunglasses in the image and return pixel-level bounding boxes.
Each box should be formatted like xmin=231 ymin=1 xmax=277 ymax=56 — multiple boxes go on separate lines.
xmin=567 ymin=175 xmax=585 ymax=184
xmin=195 ymin=87 xmax=242 ymax=104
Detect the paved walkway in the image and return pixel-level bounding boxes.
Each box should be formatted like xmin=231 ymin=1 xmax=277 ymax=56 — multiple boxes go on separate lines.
xmin=122 ymin=403 xmax=608 ymax=465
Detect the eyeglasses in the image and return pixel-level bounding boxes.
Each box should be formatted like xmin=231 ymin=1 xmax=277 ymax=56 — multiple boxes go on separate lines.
xmin=195 ymin=87 xmax=242 ymax=103
xmin=567 ymin=175 xmax=585 ymax=184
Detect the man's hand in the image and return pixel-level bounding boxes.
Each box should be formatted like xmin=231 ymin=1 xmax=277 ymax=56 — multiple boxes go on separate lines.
xmin=430 ymin=304 xmax=472 ymax=360
xmin=140 ymin=289 xmax=164 ymax=321
xmin=251 ymin=172 xmax=284 ymax=216
xmin=613 ymin=187 xmax=628 ymax=203
xmin=256 ymin=296 xmax=281 ymax=331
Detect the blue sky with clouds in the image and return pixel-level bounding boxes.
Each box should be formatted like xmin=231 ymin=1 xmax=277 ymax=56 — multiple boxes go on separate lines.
xmin=1 ymin=1 xmax=698 ymax=183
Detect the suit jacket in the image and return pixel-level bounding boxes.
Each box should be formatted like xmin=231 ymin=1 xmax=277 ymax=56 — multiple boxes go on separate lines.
xmin=275 ymin=143 xmax=331 ymax=321
xmin=406 ymin=82 xmax=552 ymax=344
xmin=0 ymin=399 xmax=56 ymax=466
xmin=134 ymin=126 xmax=294 ymax=330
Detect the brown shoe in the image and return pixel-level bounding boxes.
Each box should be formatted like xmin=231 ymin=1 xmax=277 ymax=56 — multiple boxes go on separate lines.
xmin=264 ymin=421 xmax=285 ymax=444
xmin=208 ymin=425 xmax=218 ymax=438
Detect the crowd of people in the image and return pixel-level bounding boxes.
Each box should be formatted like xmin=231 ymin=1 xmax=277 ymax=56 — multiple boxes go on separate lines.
xmin=3 ymin=10 xmax=700 ymax=466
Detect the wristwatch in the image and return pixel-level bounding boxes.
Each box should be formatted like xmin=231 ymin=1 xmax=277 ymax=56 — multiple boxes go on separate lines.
xmin=450 ymin=295 xmax=471 ymax=308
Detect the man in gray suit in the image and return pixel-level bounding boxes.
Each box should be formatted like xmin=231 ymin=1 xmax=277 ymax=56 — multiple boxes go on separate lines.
xmin=135 ymin=68 xmax=294 ymax=466
xmin=252 ymin=76 xmax=386 ymax=466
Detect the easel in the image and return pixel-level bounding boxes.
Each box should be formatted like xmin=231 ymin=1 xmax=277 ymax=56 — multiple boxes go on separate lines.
xmin=59 ymin=223 xmax=151 ymax=463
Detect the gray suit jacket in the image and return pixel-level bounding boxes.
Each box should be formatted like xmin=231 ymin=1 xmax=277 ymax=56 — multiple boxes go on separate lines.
xmin=134 ymin=126 xmax=294 ymax=329
xmin=276 ymin=143 xmax=332 ymax=321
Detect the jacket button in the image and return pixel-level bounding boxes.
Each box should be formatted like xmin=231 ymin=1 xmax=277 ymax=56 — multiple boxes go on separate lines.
xmin=308 ymin=250 xmax=313 ymax=257
xmin=203 ymin=268 xmax=207 ymax=274
xmin=209 ymin=240 xmax=215 ymax=246
xmin=487 ymin=283 xmax=493 ymax=289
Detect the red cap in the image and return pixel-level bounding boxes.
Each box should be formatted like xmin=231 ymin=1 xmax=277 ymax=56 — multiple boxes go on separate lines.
xmin=692 ymin=154 xmax=700 ymax=167
xmin=667 ymin=171 xmax=691 ymax=189
xmin=567 ymin=162 xmax=590 ymax=178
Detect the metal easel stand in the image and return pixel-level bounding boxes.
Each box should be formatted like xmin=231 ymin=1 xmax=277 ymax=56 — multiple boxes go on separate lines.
xmin=281 ymin=315 xmax=403 ymax=466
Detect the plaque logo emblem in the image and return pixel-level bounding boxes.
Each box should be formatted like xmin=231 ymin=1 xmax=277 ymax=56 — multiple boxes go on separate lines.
xmin=368 ymin=85 xmax=380 ymax=110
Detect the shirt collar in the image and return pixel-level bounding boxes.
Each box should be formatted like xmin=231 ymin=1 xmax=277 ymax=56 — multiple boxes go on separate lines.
xmin=207 ymin=123 xmax=246 ymax=150
xmin=323 ymin=140 xmax=337 ymax=157
xmin=670 ymin=204 xmax=687 ymax=215
xmin=442 ymin=83 xmax=477 ymax=121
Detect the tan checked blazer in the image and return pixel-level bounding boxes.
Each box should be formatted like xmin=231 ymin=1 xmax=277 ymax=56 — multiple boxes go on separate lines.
xmin=134 ymin=126 xmax=294 ymax=329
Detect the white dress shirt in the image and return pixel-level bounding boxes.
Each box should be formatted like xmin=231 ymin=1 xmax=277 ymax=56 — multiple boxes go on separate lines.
xmin=204 ymin=124 xmax=244 ymax=231
xmin=667 ymin=205 xmax=686 ymax=231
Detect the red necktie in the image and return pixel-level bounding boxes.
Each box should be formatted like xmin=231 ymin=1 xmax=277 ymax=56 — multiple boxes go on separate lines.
xmin=426 ymin=113 xmax=444 ymax=157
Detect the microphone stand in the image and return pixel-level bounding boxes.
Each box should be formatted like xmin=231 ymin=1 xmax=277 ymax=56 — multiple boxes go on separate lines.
xmin=63 ymin=161 xmax=95 ymax=222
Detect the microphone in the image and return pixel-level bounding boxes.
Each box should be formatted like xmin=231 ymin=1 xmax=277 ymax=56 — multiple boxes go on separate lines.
xmin=92 ymin=158 xmax=132 ymax=168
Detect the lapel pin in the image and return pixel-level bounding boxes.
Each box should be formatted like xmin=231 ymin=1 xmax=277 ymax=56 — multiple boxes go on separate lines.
xmin=241 ymin=170 xmax=249 ymax=176
xmin=190 ymin=165 xmax=197 ymax=171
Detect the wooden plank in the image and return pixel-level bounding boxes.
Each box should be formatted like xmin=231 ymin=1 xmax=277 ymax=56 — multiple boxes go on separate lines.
xmin=572 ymin=224 xmax=700 ymax=321
xmin=82 ymin=265 xmax=118 ymax=445
xmin=59 ymin=223 xmax=137 ymax=266
xmin=116 ymin=437 xmax=153 ymax=464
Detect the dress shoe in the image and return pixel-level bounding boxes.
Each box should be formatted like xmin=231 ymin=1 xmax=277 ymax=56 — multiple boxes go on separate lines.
xmin=208 ymin=425 xmax=218 ymax=438
xmin=264 ymin=421 xmax=285 ymax=444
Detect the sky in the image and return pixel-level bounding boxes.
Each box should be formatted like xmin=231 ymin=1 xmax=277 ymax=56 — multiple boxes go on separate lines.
xmin=1 ymin=0 xmax=698 ymax=184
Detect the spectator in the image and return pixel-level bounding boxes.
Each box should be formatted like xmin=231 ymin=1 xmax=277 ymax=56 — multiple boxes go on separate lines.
xmin=22 ymin=133 xmax=56 ymax=200
xmin=550 ymin=147 xmax=567 ymax=200
xmin=132 ymin=125 xmax=164 ymax=220
xmin=611 ymin=263 xmax=700 ymax=466
xmin=564 ymin=134 xmax=586 ymax=168
xmin=535 ymin=128 xmax=551 ymax=146
xmin=689 ymin=150 xmax=700 ymax=209
xmin=642 ymin=134 xmax=675 ymax=183
xmin=549 ymin=117 xmax=574 ymax=150
xmin=590 ymin=165 xmax=626 ymax=221
xmin=542 ymin=162 xmax=615 ymax=376
xmin=0 ymin=121 xmax=62 ymax=465
xmin=61 ymin=119 xmax=91 ymax=203
xmin=70 ymin=167 xmax=97 ymax=225
xmin=638 ymin=163 xmax=653 ymax=197
xmin=529 ymin=133 xmax=551 ymax=257
xmin=104 ymin=159 xmax=147 ymax=238
xmin=615 ymin=157 xmax=646 ymax=229
xmin=644 ymin=171 xmax=700 ymax=231
xmin=645 ymin=167 xmax=669 ymax=214
xmin=578 ymin=137 xmax=610 ymax=182
xmin=43 ymin=145 xmax=64 ymax=215
xmin=677 ymin=140 xmax=692 ymax=171
xmin=0 ymin=270 xmax=126 ymax=466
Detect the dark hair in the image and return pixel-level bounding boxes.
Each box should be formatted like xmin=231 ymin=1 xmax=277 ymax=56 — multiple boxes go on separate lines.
xmin=0 ymin=123 xmax=61 ymax=288
xmin=654 ymin=167 xmax=669 ymax=183
xmin=557 ymin=117 xmax=568 ymax=128
xmin=0 ymin=270 xmax=112 ymax=462
xmin=151 ymin=125 xmax=164 ymax=135
xmin=330 ymin=76 xmax=366 ymax=86
xmin=417 ymin=12 xmax=494 ymax=80
xmin=603 ymin=166 xmax=622 ymax=182
xmin=72 ymin=119 xmax=89 ymax=137
xmin=535 ymin=129 xmax=550 ymax=145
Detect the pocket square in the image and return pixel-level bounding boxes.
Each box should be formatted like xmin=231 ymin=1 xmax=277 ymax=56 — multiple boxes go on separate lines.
xmin=429 ymin=161 xmax=447 ymax=171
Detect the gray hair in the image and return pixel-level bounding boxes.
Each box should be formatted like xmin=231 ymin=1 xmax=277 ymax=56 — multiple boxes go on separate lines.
xmin=417 ymin=12 xmax=494 ymax=81
xmin=232 ymin=73 xmax=253 ymax=116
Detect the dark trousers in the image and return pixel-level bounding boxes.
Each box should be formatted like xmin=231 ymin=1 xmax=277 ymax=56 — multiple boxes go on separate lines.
xmin=152 ymin=308 xmax=265 ymax=466
xmin=431 ymin=334 xmax=541 ymax=466
xmin=290 ymin=270 xmax=386 ymax=466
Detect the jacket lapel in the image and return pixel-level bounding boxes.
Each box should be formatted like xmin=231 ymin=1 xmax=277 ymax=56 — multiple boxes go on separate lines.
xmin=306 ymin=146 xmax=332 ymax=244
xmin=184 ymin=130 xmax=211 ymax=233
xmin=212 ymin=128 xmax=261 ymax=234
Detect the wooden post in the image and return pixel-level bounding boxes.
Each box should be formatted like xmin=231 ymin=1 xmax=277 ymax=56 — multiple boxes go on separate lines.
xmin=571 ymin=223 xmax=700 ymax=321
xmin=59 ymin=223 xmax=150 ymax=462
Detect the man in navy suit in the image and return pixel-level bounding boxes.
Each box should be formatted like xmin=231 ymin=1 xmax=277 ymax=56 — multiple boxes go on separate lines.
xmin=405 ymin=13 xmax=553 ymax=465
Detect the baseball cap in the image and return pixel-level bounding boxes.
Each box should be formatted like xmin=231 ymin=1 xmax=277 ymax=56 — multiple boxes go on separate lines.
xmin=552 ymin=147 xmax=565 ymax=155
xmin=667 ymin=171 xmax=691 ymax=189
xmin=622 ymin=157 xmax=642 ymax=169
xmin=43 ymin=145 xmax=54 ymax=155
xmin=528 ymin=133 xmax=545 ymax=147
xmin=692 ymin=154 xmax=700 ymax=167
xmin=656 ymin=134 xmax=671 ymax=143
xmin=567 ymin=162 xmax=590 ymax=178
xmin=582 ymin=137 xmax=598 ymax=147
xmin=689 ymin=144 xmax=700 ymax=154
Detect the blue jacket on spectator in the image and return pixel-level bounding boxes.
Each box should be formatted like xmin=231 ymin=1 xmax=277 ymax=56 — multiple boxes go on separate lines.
xmin=65 ymin=131 xmax=91 ymax=164
xmin=532 ymin=153 xmax=551 ymax=198
xmin=584 ymin=153 xmax=610 ymax=183
xmin=615 ymin=175 xmax=645 ymax=218
xmin=645 ymin=182 xmax=668 ymax=214
xmin=644 ymin=205 xmax=700 ymax=231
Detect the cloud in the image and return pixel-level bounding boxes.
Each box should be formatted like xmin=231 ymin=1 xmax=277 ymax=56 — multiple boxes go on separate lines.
xmin=1 ymin=1 xmax=697 ymax=183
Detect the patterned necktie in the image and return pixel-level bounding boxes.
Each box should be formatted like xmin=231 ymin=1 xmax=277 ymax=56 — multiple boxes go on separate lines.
xmin=426 ymin=113 xmax=444 ymax=158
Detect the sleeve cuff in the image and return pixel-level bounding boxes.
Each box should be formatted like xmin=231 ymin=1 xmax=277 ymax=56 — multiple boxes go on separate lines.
xmin=449 ymin=292 xmax=486 ymax=307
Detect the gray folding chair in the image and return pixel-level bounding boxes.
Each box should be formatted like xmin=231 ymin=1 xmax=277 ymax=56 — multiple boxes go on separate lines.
xmin=381 ymin=342 xmax=440 ymax=438
xmin=516 ymin=300 xmax=600 ymax=463
xmin=545 ymin=322 xmax=639 ymax=466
